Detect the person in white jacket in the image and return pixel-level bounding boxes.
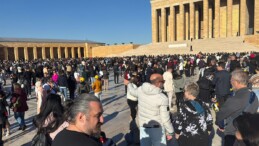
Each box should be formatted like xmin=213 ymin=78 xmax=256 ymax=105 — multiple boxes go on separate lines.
xmin=127 ymin=76 xmax=138 ymax=120
xmin=128 ymin=74 xmax=174 ymax=146
xmin=163 ymin=67 xmax=175 ymax=110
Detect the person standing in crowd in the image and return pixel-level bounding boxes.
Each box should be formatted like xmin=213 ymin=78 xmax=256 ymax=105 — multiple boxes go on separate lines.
xmin=35 ymin=81 xmax=47 ymax=114
xmin=124 ymin=68 xmax=130 ymax=94
xmin=10 ymin=83 xmax=29 ymax=131
xmin=33 ymin=94 xmax=68 ymax=144
xmin=52 ymin=94 xmax=104 ymax=146
xmin=113 ymin=63 xmax=119 ymax=84
xmin=92 ymin=75 xmax=102 ymax=101
xmin=216 ymin=70 xmax=259 ymax=146
xmin=58 ymin=70 xmax=68 ymax=99
xmin=52 ymin=70 xmax=59 ymax=85
xmin=76 ymin=77 xmax=90 ymax=95
xmin=233 ymin=113 xmax=259 ymax=146
xmin=163 ymin=67 xmax=175 ymax=111
xmin=102 ymin=67 xmax=109 ymax=91
xmin=249 ymin=64 xmax=259 ymax=112
xmin=174 ymin=71 xmax=186 ymax=111
xmin=23 ymin=67 xmax=32 ymax=98
xmin=0 ymin=91 xmax=10 ymax=137
xmin=174 ymin=82 xmax=213 ymax=146
xmin=197 ymin=69 xmax=214 ymax=105
xmin=43 ymin=79 xmax=57 ymax=95
xmin=67 ymin=72 xmax=77 ymax=100
xmin=230 ymin=55 xmax=241 ymax=72
xmin=127 ymin=76 xmax=138 ymax=121
xmin=128 ymin=74 xmax=174 ymax=146
xmin=212 ymin=62 xmax=231 ymax=107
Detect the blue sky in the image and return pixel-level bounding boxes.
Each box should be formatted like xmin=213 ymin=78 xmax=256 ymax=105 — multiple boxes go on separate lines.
xmin=0 ymin=0 xmax=151 ymax=44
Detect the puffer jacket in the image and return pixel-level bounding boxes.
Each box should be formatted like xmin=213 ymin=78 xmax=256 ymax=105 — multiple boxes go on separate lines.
xmin=128 ymin=82 xmax=174 ymax=133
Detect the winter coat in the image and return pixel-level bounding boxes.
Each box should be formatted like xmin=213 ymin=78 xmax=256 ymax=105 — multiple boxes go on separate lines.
xmin=128 ymin=83 xmax=174 ymax=134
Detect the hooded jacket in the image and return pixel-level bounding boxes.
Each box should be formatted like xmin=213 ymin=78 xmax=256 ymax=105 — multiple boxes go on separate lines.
xmin=128 ymin=82 xmax=174 ymax=134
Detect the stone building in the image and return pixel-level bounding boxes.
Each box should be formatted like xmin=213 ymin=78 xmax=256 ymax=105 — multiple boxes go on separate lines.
xmin=0 ymin=38 xmax=140 ymax=60
xmin=151 ymin=0 xmax=259 ymax=43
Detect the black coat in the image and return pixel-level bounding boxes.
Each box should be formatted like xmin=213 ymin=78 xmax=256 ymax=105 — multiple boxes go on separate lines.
xmin=212 ymin=70 xmax=231 ymax=97
xmin=58 ymin=75 xmax=68 ymax=87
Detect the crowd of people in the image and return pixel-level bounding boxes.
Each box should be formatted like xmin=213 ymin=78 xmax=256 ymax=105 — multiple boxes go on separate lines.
xmin=0 ymin=51 xmax=258 ymax=146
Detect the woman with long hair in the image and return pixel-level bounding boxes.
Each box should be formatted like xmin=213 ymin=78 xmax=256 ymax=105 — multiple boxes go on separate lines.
xmin=33 ymin=94 xmax=68 ymax=143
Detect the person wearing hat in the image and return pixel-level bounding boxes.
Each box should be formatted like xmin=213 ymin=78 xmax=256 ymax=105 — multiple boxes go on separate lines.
xmin=92 ymin=75 xmax=102 ymax=101
xmin=76 ymin=77 xmax=90 ymax=96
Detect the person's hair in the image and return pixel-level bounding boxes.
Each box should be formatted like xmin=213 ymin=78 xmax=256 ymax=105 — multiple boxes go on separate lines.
xmin=67 ymin=94 xmax=100 ymax=123
xmin=231 ymin=69 xmax=248 ymax=85
xmin=35 ymin=81 xmax=42 ymax=88
xmin=33 ymin=94 xmax=64 ymax=133
xmin=217 ymin=62 xmax=226 ymax=69
xmin=233 ymin=113 xmax=259 ymax=146
xmin=184 ymin=82 xmax=199 ymax=97
xmin=13 ymin=83 xmax=21 ymax=90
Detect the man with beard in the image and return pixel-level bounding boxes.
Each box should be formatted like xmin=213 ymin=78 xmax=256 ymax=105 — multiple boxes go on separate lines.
xmin=52 ymin=94 xmax=104 ymax=146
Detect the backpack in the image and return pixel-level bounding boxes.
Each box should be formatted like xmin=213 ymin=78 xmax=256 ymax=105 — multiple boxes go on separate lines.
xmin=31 ymin=132 xmax=52 ymax=146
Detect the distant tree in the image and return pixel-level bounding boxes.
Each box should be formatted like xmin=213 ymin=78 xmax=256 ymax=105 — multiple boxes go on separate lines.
xmin=130 ymin=42 xmax=133 ymax=44
xmin=122 ymin=43 xmax=125 ymax=45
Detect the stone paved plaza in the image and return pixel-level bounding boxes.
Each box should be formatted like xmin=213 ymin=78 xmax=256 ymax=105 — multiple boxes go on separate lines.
xmin=3 ymin=72 xmax=223 ymax=146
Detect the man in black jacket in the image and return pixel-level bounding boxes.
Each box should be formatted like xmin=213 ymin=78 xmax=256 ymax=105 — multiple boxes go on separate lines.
xmin=230 ymin=55 xmax=241 ymax=72
xmin=212 ymin=62 xmax=231 ymax=107
xmin=216 ymin=70 xmax=259 ymax=146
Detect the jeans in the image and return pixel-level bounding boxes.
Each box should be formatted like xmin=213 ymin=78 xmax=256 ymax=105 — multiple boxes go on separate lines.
xmin=14 ymin=112 xmax=25 ymax=127
xmin=114 ymin=73 xmax=119 ymax=84
xmin=140 ymin=126 xmax=166 ymax=146
xmin=59 ymin=86 xmax=68 ymax=99
xmin=103 ymin=79 xmax=109 ymax=90
xmin=167 ymin=91 xmax=174 ymax=110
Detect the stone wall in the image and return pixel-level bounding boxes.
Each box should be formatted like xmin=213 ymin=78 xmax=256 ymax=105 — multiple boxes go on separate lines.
xmin=91 ymin=44 xmax=140 ymax=57
xmin=245 ymin=35 xmax=259 ymax=47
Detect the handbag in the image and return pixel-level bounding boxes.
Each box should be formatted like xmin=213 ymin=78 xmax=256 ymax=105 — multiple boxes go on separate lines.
xmin=31 ymin=132 xmax=52 ymax=146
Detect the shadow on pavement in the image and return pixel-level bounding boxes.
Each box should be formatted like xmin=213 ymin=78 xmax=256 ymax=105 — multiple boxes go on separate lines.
xmin=104 ymin=112 xmax=119 ymax=123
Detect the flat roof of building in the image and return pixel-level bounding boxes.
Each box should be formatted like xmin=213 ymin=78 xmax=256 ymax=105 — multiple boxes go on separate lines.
xmin=0 ymin=37 xmax=104 ymax=44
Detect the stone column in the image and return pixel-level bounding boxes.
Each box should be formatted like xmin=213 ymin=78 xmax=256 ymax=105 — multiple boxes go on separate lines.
xmin=83 ymin=47 xmax=87 ymax=58
xmin=33 ymin=47 xmax=37 ymax=59
xmin=227 ymin=0 xmax=233 ymax=37
xmin=72 ymin=47 xmax=75 ymax=58
xmin=240 ymin=0 xmax=246 ymax=36
xmin=161 ymin=8 xmax=166 ymax=42
xmin=254 ymin=0 xmax=259 ymax=34
xmin=50 ymin=47 xmax=54 ymax=59
xmin=203 ymin=0 xmax=209 ymax=38
xmin=179 ymin=4 xmax=185 ymax=41
xmin=58 ymin=47 xmax=61 ymax=59
xmin=190 ymin=2 xmax=195 ymax=40
xmin=185 ymin=6 xmax=189 ymax=40
xmin=209 ymin=5 xmax=213 ymax=38
xmin=4 ymin=47 xmax=8 ymax=60
xmin=152 ymin=8 xmax=158 ymax=43
xmin=195 ymin=4 xmax=199 ymax=39
xmin=24 ymin=47 xmax=29 ymax=60
xmin=14 ymin=47 xmax=19 ymax=61
xmin=78 ymin=47 xmax=81 ymax=58
xmin=215 ymin=0 xmax=220 ymax=38
xmin=42 ymin=47 xmax=46 ymax=59
xmin=170 ymin=6 xmax=176 ymax=41
xmin=65 ymin=47 xmax=68 ymax=58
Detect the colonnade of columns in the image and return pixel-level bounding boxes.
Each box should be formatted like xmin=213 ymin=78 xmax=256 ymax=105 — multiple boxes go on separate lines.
xmin=1 ymin=46 xmax=87 ymax=61
xmin=152 ymin=0 xmax=257 ymax=43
